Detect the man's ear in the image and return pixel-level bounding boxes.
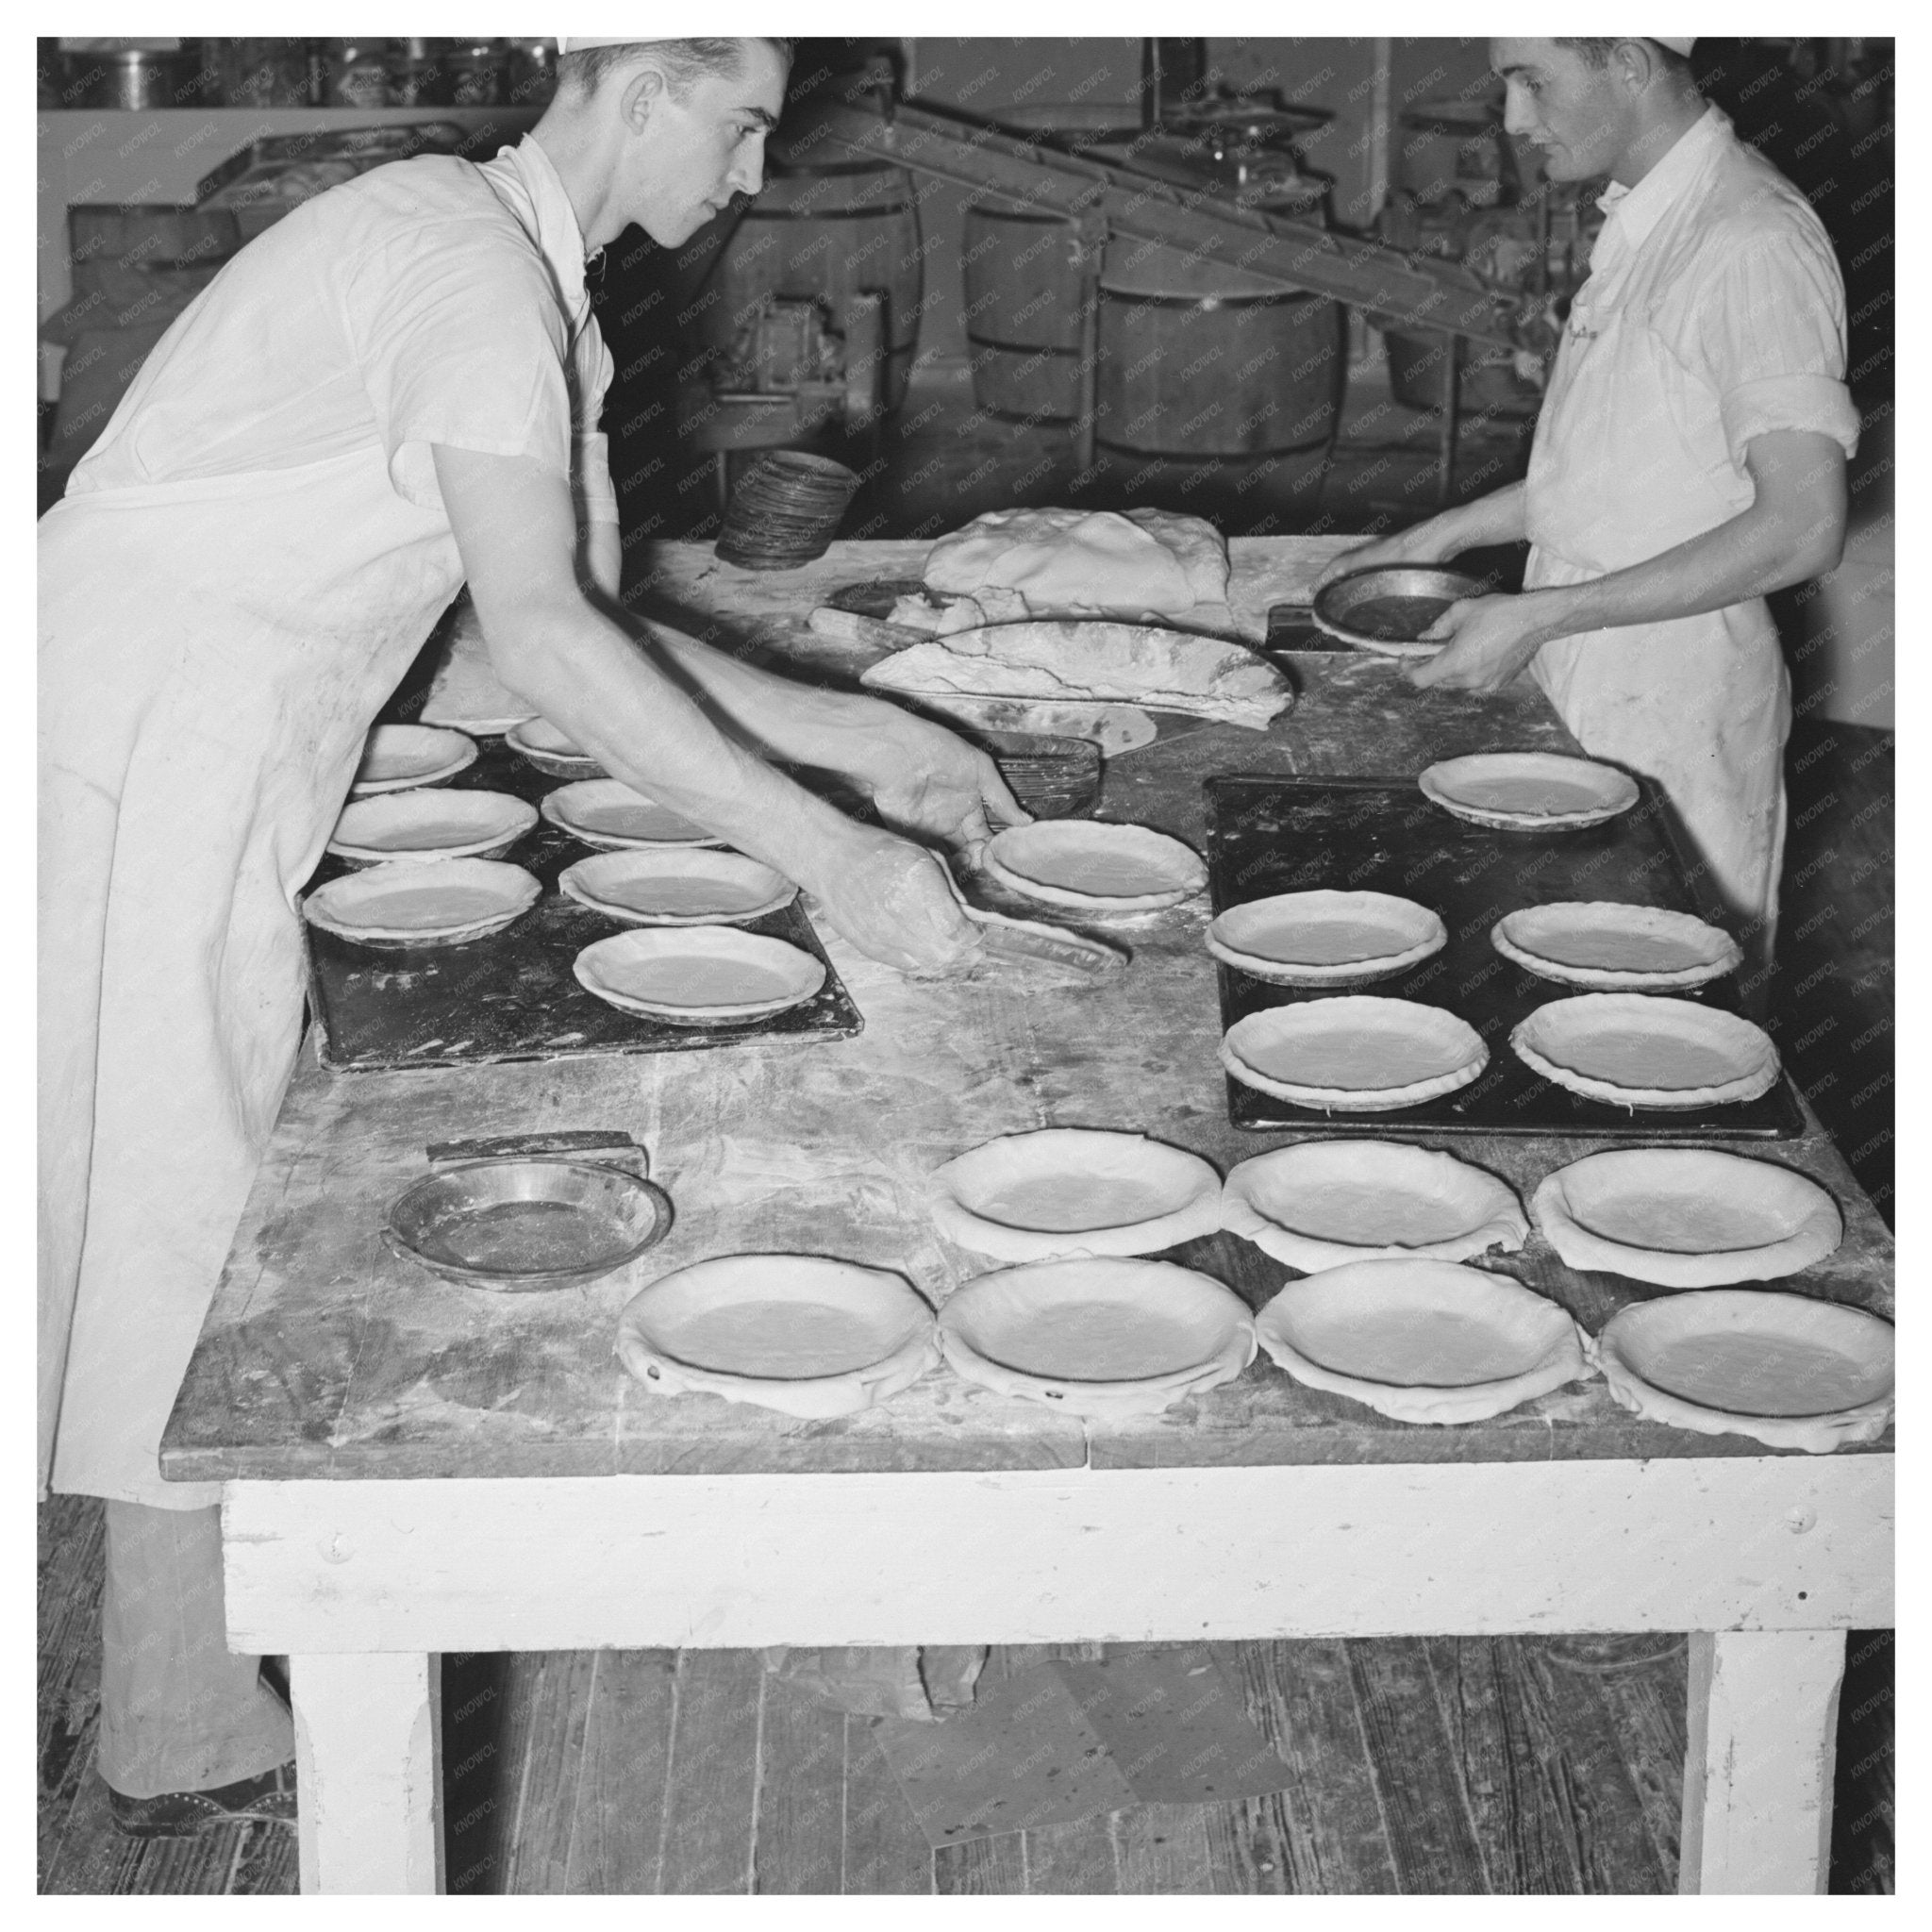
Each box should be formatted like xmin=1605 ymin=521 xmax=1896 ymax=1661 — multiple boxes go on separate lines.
xmin=619 ymin=62 xmax=666 ymax=131
xmin=1612 ymin=39 xmax=1662 ymax=94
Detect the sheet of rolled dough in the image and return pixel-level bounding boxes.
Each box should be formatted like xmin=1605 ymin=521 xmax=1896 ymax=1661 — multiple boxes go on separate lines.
xmin=923 ymin=507 xmax=1234 ymax=628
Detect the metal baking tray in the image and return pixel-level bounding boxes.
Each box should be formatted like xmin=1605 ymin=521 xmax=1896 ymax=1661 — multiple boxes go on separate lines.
xmin=302 ymin=737 xmax=862 ymax=1071
xmin=1205 ymin=774 xmax=1804 ymax=1139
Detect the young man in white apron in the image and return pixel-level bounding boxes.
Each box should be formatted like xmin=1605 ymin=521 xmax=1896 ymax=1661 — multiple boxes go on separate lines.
xmin=1322 ymin=36 xmax=1858 ymax=944
xmin=39 ymin=37 xmax=1022 ymax=1835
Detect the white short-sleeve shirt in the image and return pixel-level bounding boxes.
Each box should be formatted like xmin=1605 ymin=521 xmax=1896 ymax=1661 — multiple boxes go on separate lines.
xmin=70 ymin=134 xmax=620 ymax=526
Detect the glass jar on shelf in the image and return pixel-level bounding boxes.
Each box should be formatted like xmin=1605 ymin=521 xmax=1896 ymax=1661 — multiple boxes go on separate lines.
xmin=213 ymin=39 xmax=316 ymax=109
xmin=387 ymin=38 xmax=446 ymax=108
xmin=322 ymin=40 xmax=391 ymax=109
xmin=505 ymin=39 xmax=558 ymax=107
xmin=441 ymin=40 xmax=506 ymax=107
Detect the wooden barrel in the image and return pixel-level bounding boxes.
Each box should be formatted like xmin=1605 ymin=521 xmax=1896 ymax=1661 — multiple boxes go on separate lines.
xmin=962 ymin=202 xmax=1086 ymax=422
xmin=1094 ymin=239 xmax=1345 ymax=458
xmin=700 ymin=158 xmax=922 ymax=412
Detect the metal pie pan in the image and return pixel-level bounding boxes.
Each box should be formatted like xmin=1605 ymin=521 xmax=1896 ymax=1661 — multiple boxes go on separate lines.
xmin=1531 ymin=1148 xmax=1842 ymax=1287
xmin=350 ymin=723 xmax=478 ymax=795
xmin=1221 ymin=996 xmax=1489 ymax=1112
xmin=508 ymin=716 xmax=608 ymax=779
xmin=1492 ymin=902 xmax=1742 ymax=990
xmin=984 ymin=820 xmax=1207 ymax=913
xmin=328 ymin=788 xmax=538 ymax=866
xmin=303 ymin=858 xmax=541 ymax=949
xmin=1510 ymin=994 xmax=1779 ymax=1109
xmin=558 ymin=848 xmax=798 ymax=926
xmin=384 ymin=1158 xmax=674 ymax=1291
xmin=541 ymin=779 xmax=726 ymax=851
xmin=1312 ymin=566 xmax=1489 ymax=657
xmin=1208 ymin=890 xmax=1447 ymax=984
xmin=1420 ymin=753 xmax=1640 ymax=830
xmin=575 ymin=926 xmax=826 ymax=1024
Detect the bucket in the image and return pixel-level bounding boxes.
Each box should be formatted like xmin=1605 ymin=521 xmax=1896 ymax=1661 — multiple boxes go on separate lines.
xmin=1094 ymin=237 xmax=1345 ymax=458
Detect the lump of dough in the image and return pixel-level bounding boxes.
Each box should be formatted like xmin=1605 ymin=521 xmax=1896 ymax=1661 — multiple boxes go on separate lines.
xmin=922 ymin=508 xmax=1233 ymax=625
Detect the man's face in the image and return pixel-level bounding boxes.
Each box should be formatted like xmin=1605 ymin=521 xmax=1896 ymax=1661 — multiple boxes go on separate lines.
xmin=626 ymin=40 xmax=789 ymax=245
xmin=1490 ymin=39 xmax=1634 ymax=182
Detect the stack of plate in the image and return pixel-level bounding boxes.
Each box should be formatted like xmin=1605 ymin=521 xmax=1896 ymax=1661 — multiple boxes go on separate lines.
xmin=304 ymin=858 xmax=540 ymax=949
xmin=1221 ymin=996 xmax=1488 ymax=1111
xmin=560 ymin=849 xmax=797 ymax=926
xmin=1256 ymin=1258 xmax=1592 ymax=1424
xmin=541 ymin=780 xmax=726 ymax=852
xmin=1222 ymin=1141 xmax=1527 ymax=1270
xmin=327 ymin=790 xmax=537 ymax=866
xmin=1491 ymin=903 xmax=1741 ymax=990
xmin=617 ymin=1256 xmax=938 ymax=1418
xmin=714 ymin=451 xmax=862 ymax=570
xmin=1591 ymin=1290 xmax=1892 ymax=1453
xmin=937 ymin=1257 xmax=1256 ymax=1417
xmin=508 ymin=716 xmax=606 ymax=778
xmin=982 ymin=821 xmax=1206 ymax=914
xmin=350 ymin=724 xmax=477 ymax=795
xmin=1531 ymin=1148 xmax=1842 ymax=1286
xmin=1511 ymin=994 xmax=1779 ymax=1108
xmin=1208 ymin=890 xmax=1446 ymax=985
xmin=927 ymin=1129 xmax=1222 ymax=1262
xmin=1420 ymin=753 xmax=1639 ymax=830
xmin=574 ymin=927 xmax=825 ymax=1024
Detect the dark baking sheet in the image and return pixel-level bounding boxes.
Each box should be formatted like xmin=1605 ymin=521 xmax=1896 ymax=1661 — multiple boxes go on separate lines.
xmin=1206 ymin=774 xmax=1804 ymax=1139
xmin=303 ymin=739 xmax=862 ymax=1072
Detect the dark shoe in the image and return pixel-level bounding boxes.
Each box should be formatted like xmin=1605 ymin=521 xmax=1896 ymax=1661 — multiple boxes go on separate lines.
xmin=108 ymin=1760 xmax=297 ymax=1839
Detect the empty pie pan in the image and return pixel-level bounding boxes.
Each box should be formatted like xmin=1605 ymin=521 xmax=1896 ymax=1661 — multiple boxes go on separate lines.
xmin=983 ymin=820 xmax=1207 ymax=913
xmin=1222 ymin=1140 xmax=1527 ymax=1271
xmin=937 ymin=1257 xmax=1256 ymax=1416
xmin=574 ymin=926 xmax=826 ymax=1024
xmin=616 ymin=1255 xmax=938 ymax=1418
xmin=927 ymin=1129 xmax=1223 ymax=1262
xmin=1221 ymin=996 xmax=1488 ymax=1112
xmin=384 ymin=1158 xmax=674 ymax=1291
xmin=508 ymin=715 xmax=608 ymax=778
xmin=1256 ymin=1257 xmax=1592 ymax=1424
xmin=541 ymin=778 xmax=726 ymax=851
xmin=1531 ymin=1148 xmax=1842 ymax=1287
xmin=559 ymin=848 xmax=798 ymax=925
xmin=1591 ymin=1290 xmax=1892 ymax=1453
xmin=1311 ymin=565 xmax=1488 ymax=657
xmin=1491 ymin=902 xmax=1741 ymax=990
xmin=1511 ymin=993 xmax=1780 ymax=1108
xmin=1420 ymin=753 xmax=1640 ymax=830
xmin=328 ymin=788 xmax=538 ymax=865
xmin=350 ymin=723 xmax=477 ymax=795
xmin=1208 ymin=890 xmax=1447 ymax=984
xmin=303 ymin=858 xmax=541 ymax=949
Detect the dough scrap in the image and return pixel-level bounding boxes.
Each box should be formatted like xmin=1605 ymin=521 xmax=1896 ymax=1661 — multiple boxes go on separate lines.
xmin=1222 ymin=1141 xmax=1526 ymax=1271
xmin=923 ymin=507 xmax=1233 ymax=626
xmin=862 ymin=620 xmax=1291 ymax=730
xmin=1531 ymin=1148 xmax=1841 ymax=1287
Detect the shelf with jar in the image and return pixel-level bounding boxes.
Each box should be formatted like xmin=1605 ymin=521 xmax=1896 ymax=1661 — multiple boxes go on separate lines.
xmin=40 ymin=38 xmax=561 ymax=112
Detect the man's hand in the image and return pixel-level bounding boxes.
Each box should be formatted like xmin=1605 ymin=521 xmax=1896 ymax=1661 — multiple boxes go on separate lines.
xmin=1407 ymin=592 xmax=1557 ymax=691
xmin=1311 ymin=521 xmax=1457 ymax=592
xmin=803 ymin=826 xmax=984 ymax=975
xmin=852 ymin=710 xmax=1032 ymax=852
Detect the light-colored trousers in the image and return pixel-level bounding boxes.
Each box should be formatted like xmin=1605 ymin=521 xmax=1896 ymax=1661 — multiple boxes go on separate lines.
xmin=98 ymin=1502 xmax=293 ymax=1799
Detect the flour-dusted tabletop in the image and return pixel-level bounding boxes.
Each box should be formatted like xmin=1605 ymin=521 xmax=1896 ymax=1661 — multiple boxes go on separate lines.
xmin=160 ymin=540 xmax=1893 ymax=1893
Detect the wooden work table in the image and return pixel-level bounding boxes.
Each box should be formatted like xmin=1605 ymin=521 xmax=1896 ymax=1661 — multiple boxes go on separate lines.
xmin=161 ymin=539 xmax=1894 ymax=1894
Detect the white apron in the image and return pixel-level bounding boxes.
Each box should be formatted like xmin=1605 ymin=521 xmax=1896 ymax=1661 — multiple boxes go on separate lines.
xmin=39 ymin=448 xmax=463 ymax=1505
xmin=1525 ymin=281 xmax=1790 ymax=928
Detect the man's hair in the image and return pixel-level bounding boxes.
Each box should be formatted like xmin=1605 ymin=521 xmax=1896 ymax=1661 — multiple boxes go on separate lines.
xmin=1558 ymin=38 xmax=1699 ymax=88
xmin=558 ymin=38 xmax=794 ymax=101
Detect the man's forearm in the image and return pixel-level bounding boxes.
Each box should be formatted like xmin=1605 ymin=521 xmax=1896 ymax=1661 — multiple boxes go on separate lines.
xmin=1433 ymin=480 xmax=1529 ymax=554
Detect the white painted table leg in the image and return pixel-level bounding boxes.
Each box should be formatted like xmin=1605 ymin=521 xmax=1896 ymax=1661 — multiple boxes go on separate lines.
xmin=1680 ymin=1629 xmax=1846 ymax=1894
xmin=291 ymin=1652 xmax=444 ymax=1895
